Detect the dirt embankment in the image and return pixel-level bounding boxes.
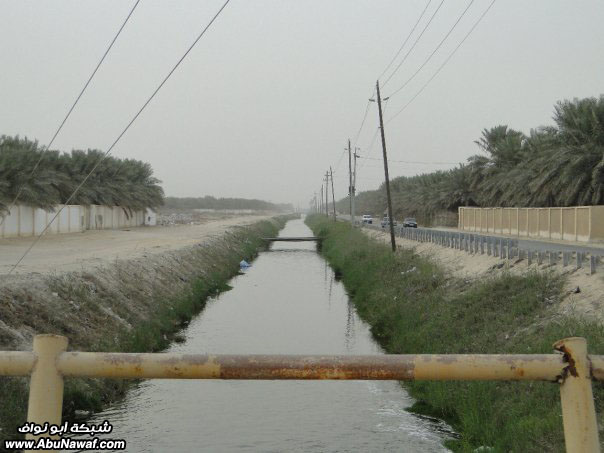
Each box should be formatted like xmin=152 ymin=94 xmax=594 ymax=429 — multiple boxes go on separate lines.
xmin=364 ymin=228 xmax=604 ymax=323
xmin=0 ymin=215 xmax=285 ymax=351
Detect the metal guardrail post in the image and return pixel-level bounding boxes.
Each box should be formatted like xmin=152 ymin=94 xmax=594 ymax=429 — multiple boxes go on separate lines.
xmin=554 ymin=337 xmax=600 ymax=453
xmin=549 ymin=251 xmax=556 ymax=266
xmin=590 ymin=256 xmax=596 ymax=275
xmin=26 ymin=335 xmax=68 ymax=451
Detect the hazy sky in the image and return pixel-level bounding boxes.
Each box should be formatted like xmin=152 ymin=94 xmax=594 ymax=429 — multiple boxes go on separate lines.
xmin=1 ymin=1 xmax=603 ymax=208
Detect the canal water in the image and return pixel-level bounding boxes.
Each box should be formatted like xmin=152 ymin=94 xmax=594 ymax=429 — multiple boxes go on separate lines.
xmin=80 ymin=219 xmax=450 ymax=452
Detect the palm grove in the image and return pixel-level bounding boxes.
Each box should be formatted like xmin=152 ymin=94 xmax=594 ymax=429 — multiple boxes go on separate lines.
xmin=339 ymin=96 xmax=604 ymax=224
xmin=0 ymin=136 xmax=164 ymax=217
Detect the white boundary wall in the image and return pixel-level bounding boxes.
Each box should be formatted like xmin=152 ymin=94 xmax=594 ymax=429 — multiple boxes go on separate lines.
xmin=1 ymin=205 xmax=156 ymax=239
xmin=458 ymin=206 xmax=604 ymax=243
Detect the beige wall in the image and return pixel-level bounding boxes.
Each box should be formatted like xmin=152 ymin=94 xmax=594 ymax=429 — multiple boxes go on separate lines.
xmin=458 ymin=206 xmax=604 ymax=243
xmin=1 ymin=204 xmax=154 ymax=239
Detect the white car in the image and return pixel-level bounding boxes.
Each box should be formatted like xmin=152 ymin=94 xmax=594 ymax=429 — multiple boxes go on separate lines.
xmin=362 ymin=214 xmax=373 ymax=224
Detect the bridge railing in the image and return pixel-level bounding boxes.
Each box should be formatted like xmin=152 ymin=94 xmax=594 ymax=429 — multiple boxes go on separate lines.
xmin=0 ymin=335 xmax=601 ymax=452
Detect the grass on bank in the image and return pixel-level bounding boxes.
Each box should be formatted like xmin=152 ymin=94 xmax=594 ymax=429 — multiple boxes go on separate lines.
xmin=307 ymin=215 xmax=604 ymax=453
xmin=0 ymin=218 xmax=286 ymax=447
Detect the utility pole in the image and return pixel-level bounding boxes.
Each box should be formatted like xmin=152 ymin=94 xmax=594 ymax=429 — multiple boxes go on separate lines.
xmin=347 ymin=139 xmax=353 ymax=225
xmin=324 ymin=171 xmax=330 ymax=217
xmin=352 ymin=147 xmax=359 ymax=225
xmin=375 ymin=80 xmax=396 ymax=252
xmin=330 ymin=166 xmax=336 ymax=221
xmin=319 ymin=185 xmax=323 ymax=214
xmin=319 ymin=185 xmax=323 ymax=212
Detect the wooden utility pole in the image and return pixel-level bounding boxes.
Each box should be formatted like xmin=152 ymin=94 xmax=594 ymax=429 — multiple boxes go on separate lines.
xmin=324 ymin=171 xmax=330 ymax=217
xmin=376 ymin=80 xmax=396 ymax=252
xmin=352 ymin=147 xmax=358 ymax=224
xmin=347 ymin=139 xmax=353 ymax=225
xmin=330 ymin=166 xmax=336 ymax=221
xmin=319 ymin=185 xmax=323 ymax=214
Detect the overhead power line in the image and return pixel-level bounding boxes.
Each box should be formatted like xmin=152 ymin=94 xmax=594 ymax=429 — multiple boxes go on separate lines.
xmin=8 ymin=0 xmax=232 ymax=275
xmin=352 ymin=97 xmax=372 ymax=148
xmin=333 ymin=1 xmax=433 ymax=194
xmin=333 ymin=149 xmax=347 ymax=173
xmin=378 ymin=0 xmax=432 ymax=82
xmin=357 ymin=98 xmax=390 ymax=173
xmin=381 ymin=0 xmax=445 ymax=87
xmin=0 ymin=0 xmax=142 ymax=227
xmin=386 ymin=0 xmax=476 ymax=99
xmin=336 ymin=87 xmax=375 ymax=177
xmin=386 ymin=0 xmax=497 ymax=125
xmin=358 ymin=156 xmax=459 ymax=165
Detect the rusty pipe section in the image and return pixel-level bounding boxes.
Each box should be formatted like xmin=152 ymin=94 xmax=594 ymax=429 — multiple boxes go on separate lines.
xmin=1 ymin=351 xmax=602 ymax=381
xmin=56 ymin=352 xmax=570 ymax=381
xmin=0 ymin=351 xmax=35 ymax=376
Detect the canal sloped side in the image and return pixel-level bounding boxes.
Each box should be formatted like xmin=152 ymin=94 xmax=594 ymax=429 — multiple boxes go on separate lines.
xmin=306 ymin=215 xmax=604 ymax=452
xmin=0 ymin=216 xmax=290 ymax=446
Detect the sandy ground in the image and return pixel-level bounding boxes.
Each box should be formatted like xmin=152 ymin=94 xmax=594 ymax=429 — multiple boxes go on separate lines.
xmin=0 ymin=213 xmax=272 ymax=277
xmin=364 ymin=228 xmax=604 ymax=324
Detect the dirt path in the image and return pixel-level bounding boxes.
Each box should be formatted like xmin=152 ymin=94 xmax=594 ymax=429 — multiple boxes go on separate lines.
xmin=0 ymin=214 xmax=272 ymax=277
xmin=364 ymin=228 xmax=604 ymax=324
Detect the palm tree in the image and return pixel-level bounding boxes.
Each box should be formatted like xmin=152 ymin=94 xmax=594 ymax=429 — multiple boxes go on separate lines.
xmin=0 ymin=135 xmax=164 ymax=218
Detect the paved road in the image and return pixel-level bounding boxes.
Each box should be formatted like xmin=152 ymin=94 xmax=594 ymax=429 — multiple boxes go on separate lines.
xmin=514 ymin=238 xmax=604 ymax=256
xmin=336 ymin=214 xmax=604 ymax=256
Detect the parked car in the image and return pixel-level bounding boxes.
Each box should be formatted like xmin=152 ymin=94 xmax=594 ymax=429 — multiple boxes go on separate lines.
xmin=402 ymin=217 xmax=418 ymax=228
xmin=362 ymin=214 xmax=373 ymax=224
xmin=380 ymin=216 xmax=397 ymax=228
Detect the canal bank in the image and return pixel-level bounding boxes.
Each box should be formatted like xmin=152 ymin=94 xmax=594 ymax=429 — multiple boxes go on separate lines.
xmin=306 ymin=215 xmax=604 ymax=452
xmin=0 ymin=216 xmax=289 ymax=447
xmin=67 ymin=218 xmax=451 ymax=452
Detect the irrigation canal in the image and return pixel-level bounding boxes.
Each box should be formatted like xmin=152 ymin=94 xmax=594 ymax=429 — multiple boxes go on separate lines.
xmin=73 ymin=218 xmax=451 ymax=452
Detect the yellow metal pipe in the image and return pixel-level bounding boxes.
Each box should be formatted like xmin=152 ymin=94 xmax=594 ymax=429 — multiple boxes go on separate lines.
xmin=0 ymin=351 xmax=35 ymax=376
xmin=26 ymin=334 xmax=68 ymax=453
xmin=0 ymin=350 xmax=600 ymax=382
xmin=57 ymin=352 xmax=568 ymax=381
xmin=554 ymin=337 xmax=600 ymax=453
xmin=589 ymin=355 xmax=604 ymax=381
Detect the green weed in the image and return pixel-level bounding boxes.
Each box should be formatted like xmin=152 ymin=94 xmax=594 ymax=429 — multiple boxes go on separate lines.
xmin=307 ymin=215 xmax=604 ymax=452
